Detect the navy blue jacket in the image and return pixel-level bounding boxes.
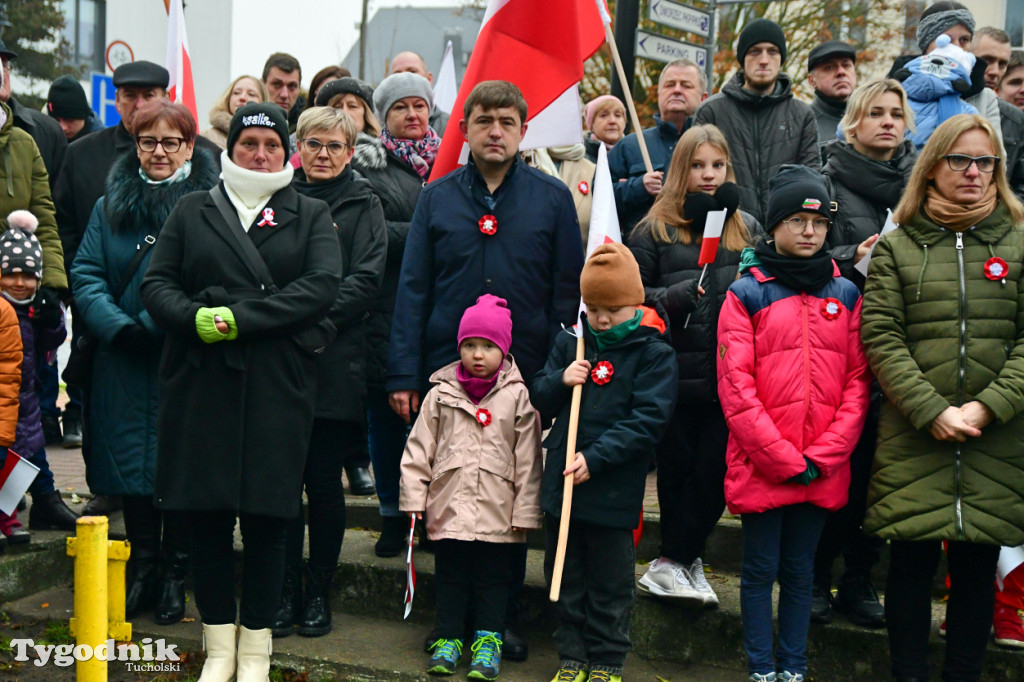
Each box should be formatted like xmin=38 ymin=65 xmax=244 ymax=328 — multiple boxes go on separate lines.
xmin=387 ymin=156 xmax=585 ymax=396
xmin=531 ymin=307 xmax=678 ymax=528
xmin=608 ymin=115 xmax=689 ymax=236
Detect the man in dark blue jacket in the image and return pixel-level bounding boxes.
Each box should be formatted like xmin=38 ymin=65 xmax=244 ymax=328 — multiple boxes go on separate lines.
xmin=607 ymin=58 xmax=706 ymax=236
xmin=386 ymin=80 xmax=584 ymax=661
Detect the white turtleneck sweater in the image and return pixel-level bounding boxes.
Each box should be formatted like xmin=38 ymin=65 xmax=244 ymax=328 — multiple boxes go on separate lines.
xmin=219 ymin=150 xmax=294 ymax=232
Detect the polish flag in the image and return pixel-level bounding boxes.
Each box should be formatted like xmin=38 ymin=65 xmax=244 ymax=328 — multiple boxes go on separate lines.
xmin=573 ymin=143 xmax=621 ymax=335
xmin=697 ymin=209 xmax=729 ymax=266
xmin=164 ymin=0 xmax=198 ymax=127
xmin=433 ymin=41 xmax=458 ymax=115
xmin=429 ymin=0 xmax=606 ymax=181
xmin=0 ymin=451 xmax=39 ymax=516
xmin=403 ymin=515 xmax=417 ymax=619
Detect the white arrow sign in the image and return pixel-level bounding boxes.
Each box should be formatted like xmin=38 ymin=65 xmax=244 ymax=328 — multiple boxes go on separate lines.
xmin=636 ymin=30 xmax=708 ymax=68
xmin=648 ymin=0 xmax=711 ymax=38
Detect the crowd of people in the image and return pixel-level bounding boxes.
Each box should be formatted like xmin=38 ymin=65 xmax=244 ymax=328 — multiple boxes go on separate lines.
xmin=0 ymin=1 xmax=1020 ymax=682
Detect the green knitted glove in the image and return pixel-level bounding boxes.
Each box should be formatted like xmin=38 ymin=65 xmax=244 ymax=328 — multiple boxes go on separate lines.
xmin=789 ymin=457 xmax=821 ymax=486
xmin=195 ymin=307 xmax=238 ymax=343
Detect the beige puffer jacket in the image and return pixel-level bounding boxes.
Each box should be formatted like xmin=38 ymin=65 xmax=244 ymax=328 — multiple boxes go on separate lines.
xmin=399 ymin=357 xmax=543 ymax=542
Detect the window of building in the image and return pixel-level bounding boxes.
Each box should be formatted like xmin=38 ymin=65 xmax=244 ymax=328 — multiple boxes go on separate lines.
xmin=1008 ymin=0 xmax=1024 ymax=47
xmin=62 ymin=0 xmax=105 ymax=73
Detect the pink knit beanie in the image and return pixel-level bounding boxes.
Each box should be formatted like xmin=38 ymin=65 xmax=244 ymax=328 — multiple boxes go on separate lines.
xmin=458 ymin=294 xmax=513 ymax=356
xmin=584 ymin=95 xmax=624 ymax=131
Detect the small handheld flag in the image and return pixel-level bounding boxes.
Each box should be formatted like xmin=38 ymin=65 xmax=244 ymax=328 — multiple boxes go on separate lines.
xmin=403 ymin=515 xmax=417 ymax=619
xmin=0 ymin=451 xmax=39 ymax=516
xmin=697 ymin=209 xmax=728 ymax=267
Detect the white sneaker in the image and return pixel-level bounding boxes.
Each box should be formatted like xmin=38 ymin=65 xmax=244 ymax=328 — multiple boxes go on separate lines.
xmin=687 ymin=557 xmax=720 ymax=608
xmin=637 ymin=557 xmax=704 ymax=603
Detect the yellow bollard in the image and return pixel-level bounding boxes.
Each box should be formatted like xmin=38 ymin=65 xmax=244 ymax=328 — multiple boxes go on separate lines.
xmin=66 ymin=516 xmax=108 ymax=682
xmin=107 ymin=540 xmax=131 ymax=642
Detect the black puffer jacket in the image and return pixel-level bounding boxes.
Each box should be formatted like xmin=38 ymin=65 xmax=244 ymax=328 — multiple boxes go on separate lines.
xmin=351 ymin=132 xmax=425 ymax=389
xmin=694 ymin=72 xmax=819 ymax=224
xmin=998 ymin=98 xmax=1024 ymax=201
xmin=293 ymin=164 xmax=387 ymax=420
xmin=822 ymin=138 xmax=916 ymax=286
xmin=628 ymin=210 xmax=760 ymax=403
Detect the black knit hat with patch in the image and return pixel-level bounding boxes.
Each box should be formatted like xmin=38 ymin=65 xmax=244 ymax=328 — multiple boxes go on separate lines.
xmin=766 ymin=165 xmax=833 ymax=232
xmin=226 ymin=102 xmax=290 ymax=160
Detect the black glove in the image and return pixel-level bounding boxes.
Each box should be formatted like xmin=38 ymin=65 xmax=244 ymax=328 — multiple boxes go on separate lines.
xmin=112 ymin=324 xmax=150 ymax=354
xmin=714 ymin=182 xmax=741 ymax=222
xmin=29 ymin=287 xmax=63 ymax=330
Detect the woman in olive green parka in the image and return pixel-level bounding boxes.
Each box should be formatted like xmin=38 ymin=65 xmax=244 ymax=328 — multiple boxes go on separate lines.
xmin=0 ymin=101 xmax=66 ymax=290
xmin=861 ymin=114 xmax=1024 ymax=682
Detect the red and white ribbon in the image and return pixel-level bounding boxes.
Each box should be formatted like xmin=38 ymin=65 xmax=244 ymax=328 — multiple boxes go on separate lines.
xmin=257 ymin=207 xmax=277 ymax=227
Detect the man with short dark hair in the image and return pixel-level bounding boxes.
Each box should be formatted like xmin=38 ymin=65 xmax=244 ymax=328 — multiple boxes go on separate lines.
xmin=807 ymin=40 xmax=858 ymax=144
xmin=389 ymin=50 xmax=449 ymax=136
xmin=608 ymin=58 xmax=705 ymax=235
xmin=262 ymin=52 xmax=303 ymax=131
xmin=972 ymin=26 xmax=1024 ymax=199
xmin=694 ymin=17 xmax=819 ymax=224
xmin=387 ymin=81 xmax=584 ymax=662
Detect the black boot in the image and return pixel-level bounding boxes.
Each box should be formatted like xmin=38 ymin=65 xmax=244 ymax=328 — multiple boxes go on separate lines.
xmin=82 ymin=494 xmax=123 ymax=516
xmin=375 ymin=515 xmax=408 ymax=558
xmin=29 ymin=491 xmax=80 ymax=531
xmin=125 ymin=556 xmax=159 ymax=619
xmin=61 ymin=408 xmax=83 ymax=448
xmin=271 ymin=566 xmax=302 ymax=638
xmin=153 ymin=550 xmax=188 ymax=625
xmin=810 ymin=580 xmax=833 ymax=625
xmin=297 ymin=564 xmax=333 ymax=637
xmin=345 ymin=464 xmax=376 ymax=496
xmin=834 ymin=573 xmax=886 ymax=628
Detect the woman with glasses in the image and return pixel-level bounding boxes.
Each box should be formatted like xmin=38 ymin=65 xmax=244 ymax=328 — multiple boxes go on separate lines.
xmin=810 ymin=79 xmax=917 ymax=629
xmin=861 ymin=114 xmax=1024 ymax=682
xmin=351 ymin=72 xmax=438 ymax=558
xmin=71 ymin=101 xmax=219 ymax=624
xmin=717 ymin=164 xmax=871 ymax=682
xmin=270 ymin=106 xmax=386 ymax=638
xmin=140 ymin=102 xmax=340 ymax=680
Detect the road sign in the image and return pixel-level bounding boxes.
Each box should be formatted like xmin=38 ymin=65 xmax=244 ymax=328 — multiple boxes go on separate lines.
xmin=648 ymin=0 xmax=711 ymax=38
xmin=91 ymin=73 xmax=121 ymax=127
xmin=636 ymin=30 xmax=708 ymax=68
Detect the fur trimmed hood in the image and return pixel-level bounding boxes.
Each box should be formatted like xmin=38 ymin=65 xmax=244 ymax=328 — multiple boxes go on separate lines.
xmin=353 ymin=131 xmax=388 ymax=171
xmin=104 ymin=146 xmax=221 ymax=234
xmin=208 ymin=107 xmax=233 ymax=135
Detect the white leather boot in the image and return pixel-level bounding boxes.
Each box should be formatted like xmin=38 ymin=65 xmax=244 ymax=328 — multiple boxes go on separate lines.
xmin=198 ymin=623 xmax=237 ymax=682
xmin=235 ymin=626 xmax=272 ymax=681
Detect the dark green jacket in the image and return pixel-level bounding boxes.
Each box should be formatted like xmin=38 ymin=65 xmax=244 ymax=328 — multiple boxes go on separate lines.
xmin=861 ymin=202 xmax=1024 ymax=545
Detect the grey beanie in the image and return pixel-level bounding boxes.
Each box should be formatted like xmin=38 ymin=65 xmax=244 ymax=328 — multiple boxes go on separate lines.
xmin=917 ymin=9 xmax=975 ymax=53
xmin=372 ymin=72 xmax=433 ymax=122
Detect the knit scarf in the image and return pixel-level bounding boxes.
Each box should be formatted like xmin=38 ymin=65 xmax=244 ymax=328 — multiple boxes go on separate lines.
xmin=220 ymin=150 xmax=293 ymax=232
xmin=456 ymin=363 xmax=500 ymax=404
xmin=923 ymin=183 xmax=997 ymax=232
xmin=380 ymin=127 xmax=440 ymax=179
xmin=753 ymin=240 xmax=835 ymax=293
xmin=587 ymin=308 xmax=642 ymax=351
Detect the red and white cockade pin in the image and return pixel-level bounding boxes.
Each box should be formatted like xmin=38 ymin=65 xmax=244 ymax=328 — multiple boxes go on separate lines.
xmin=479 ymin=215 xmax=498 ymax=236
xmin=821 ymin=297 xmax=842 ymax=320
xmin=591 ymin=360 xmax=614 ymax=385
xmin=577 ymin=181 xmax=590 ymax=195
xmin=257 ymin=207 xmax=277 ymax=227
xmin=475 ymin=408 xmax=492 ymax=427
xmin=985 ymin=256 xmax=1009 ymax=283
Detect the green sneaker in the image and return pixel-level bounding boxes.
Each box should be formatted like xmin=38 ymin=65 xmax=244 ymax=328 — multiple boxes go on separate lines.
xmin=427 ymin=638 xmax=463 ymax=675
xmin=467 ymin=630 xmax=502 ymax=680
xmin=550 ymin=659 xmax=587 ymax=682
xmin=587 ymin=664 xmax=623 ymax=682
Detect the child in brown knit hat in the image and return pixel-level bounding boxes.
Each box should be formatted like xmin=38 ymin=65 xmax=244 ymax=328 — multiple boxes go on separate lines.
xmin=531 ymin=242 xmax=678 ymax=682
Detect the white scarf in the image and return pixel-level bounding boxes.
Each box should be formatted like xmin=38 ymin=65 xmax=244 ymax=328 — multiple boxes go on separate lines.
xmin=219 ymin=150 xmax=293 ymax=232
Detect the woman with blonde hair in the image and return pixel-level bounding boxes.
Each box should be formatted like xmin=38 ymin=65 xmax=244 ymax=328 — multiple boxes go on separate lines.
xmin=810 ymin=78 xmax=917 ymax=627
xmin=202 ymin=75 xmax=269 ymax=148
xmin=861 ymin=113 xmax=1024 ymax=681
xmin=630 ymin=123 xmax=760 ymax=608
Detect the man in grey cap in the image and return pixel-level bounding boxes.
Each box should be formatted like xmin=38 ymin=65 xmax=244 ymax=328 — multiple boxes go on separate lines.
xmin=53 ymin=61 xmax=221 ymax=509
xmin=807 ymin=40 xmax=857 ymax=146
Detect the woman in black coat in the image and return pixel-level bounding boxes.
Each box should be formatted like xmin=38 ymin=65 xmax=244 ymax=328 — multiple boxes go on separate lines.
xmin=350 ymin=72 xmax=435 ymax=556
xmin=271 ymin=106 xmax=386 ymax=638
xmin=140 ymin=103 xmax=340 ymax=680
xmin=629 ymin=124 xmax=759 ymax=608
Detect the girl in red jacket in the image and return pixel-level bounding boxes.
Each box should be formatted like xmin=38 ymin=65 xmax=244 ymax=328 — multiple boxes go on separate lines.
xmin=717 ymin=165 xmax=871 ymax=682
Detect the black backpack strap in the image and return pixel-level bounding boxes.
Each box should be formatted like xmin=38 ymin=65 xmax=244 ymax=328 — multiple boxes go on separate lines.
xmin=209 ymin=186 xmax=280 ymax=293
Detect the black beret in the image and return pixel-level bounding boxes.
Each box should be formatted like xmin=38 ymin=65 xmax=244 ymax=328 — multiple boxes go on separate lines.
xmin=807 ymin=41 xmax=857 ymax=72
xmin=112 ymin=61 xmax=170 ymax=89
xmin=0 ymin=38 xmax=17 ymax=60
xmin=315 ymin=77 xmax=374 ymax=109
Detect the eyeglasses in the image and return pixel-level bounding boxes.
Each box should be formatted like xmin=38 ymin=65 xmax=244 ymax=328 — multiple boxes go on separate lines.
xmin=137 ymin=136 xmax=186 ymax=153
xmin=300 ymin=139 xmax=351 ymax=156
xmin=942 ymin=154 xmax=1000 ymax=173
xmin=781 ymin=216 xmax=831 ymax=234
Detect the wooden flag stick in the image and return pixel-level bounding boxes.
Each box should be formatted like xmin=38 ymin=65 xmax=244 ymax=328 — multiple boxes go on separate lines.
xmin=549 ymin=333 xmax=586 ymax=602
xmin=604 ymin=23 xmax=654 ymax=174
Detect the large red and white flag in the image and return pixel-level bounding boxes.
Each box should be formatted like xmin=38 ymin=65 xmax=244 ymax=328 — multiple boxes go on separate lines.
xmin=165 ymin=0 xmax=198 ymax=127
xmin=0 ymin=451 xmax=39 ymax=516
xmin=573 ymin=143 xmax=622 ymax=336
xmin=429 ymin=0 xmax=606 ymax=181
xmin=697 ymin=209 xmax=728 ymax=266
